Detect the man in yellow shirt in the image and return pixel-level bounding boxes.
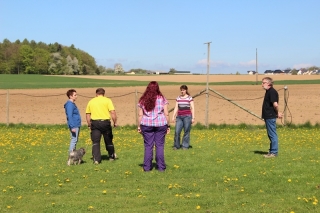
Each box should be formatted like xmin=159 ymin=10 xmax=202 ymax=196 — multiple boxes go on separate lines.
xmin=86 ymin=88 xmax=118 ymax=164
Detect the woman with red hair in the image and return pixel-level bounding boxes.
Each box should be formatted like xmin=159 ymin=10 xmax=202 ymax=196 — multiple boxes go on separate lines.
xmin=137 ymin=81 xmax=170 ymax=172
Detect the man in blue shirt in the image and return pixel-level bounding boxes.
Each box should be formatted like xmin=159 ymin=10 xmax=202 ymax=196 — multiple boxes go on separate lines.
xmin=64 ymin=89 xmax=81 ymax=153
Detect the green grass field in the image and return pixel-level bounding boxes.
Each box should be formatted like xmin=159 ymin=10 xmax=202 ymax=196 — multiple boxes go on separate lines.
xmin=1 ymin=74 xmax=320 ymax=89
xmin=0 ymin=124 xmax=319 ymax=212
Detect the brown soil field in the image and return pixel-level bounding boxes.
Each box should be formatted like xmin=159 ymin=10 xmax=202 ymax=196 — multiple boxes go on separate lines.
xmin=0 ymin=75 xmax=319 ymax=126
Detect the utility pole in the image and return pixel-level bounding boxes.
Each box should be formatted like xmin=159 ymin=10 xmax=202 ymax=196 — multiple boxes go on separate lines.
xmin=204 ymin=42 xmax=211 ymax=128
xmin=256 ymin=48 xmax=258 ymax=85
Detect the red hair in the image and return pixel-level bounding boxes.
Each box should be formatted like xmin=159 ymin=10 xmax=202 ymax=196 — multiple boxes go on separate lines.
xmin=139 ymin=81 xmax=164 ymax=111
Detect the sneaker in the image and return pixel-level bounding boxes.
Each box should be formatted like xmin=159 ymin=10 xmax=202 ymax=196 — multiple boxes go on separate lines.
xmin=109 ymin=153 xmax=116 ymax=161
xmin=264 ymin=153 xmax=277 ymax=158
xmin=94 ymin=161 xmax=100 ymax=165
xmin=173 ymin=147 xmax=178 ymax=150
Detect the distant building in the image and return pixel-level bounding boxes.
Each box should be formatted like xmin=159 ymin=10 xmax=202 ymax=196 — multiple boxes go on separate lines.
xmin=247 ymin=70 xmax=256 ymax=75
xmin=264 ymin=70 xmax=274 ymax=74
xmin=174 ymin=71 xmax=191 ymax=74
xmin=273 ymin=69 xmax=285 ymax=74
xmin=146 ymin=71 xmax=156 ymax=74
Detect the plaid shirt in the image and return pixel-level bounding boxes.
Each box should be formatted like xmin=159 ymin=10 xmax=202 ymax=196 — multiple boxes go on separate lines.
xmin=138 ymin=96 xmax=169 ymax=127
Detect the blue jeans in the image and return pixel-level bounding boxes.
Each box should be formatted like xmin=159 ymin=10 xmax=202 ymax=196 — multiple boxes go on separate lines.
xmin=265 ymin=118 xmax=278 ymax=155
xmin=174 ymin=115 xmax=192 ymax=149
xmin=69 ymin=127 xmax=80 ymax=153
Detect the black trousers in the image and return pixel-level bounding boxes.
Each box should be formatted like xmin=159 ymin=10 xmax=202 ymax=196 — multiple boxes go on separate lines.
xmin=90 ymin=120 xmax=115 ymax=162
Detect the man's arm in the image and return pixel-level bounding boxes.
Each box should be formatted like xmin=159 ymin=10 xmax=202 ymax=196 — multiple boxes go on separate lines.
xmin=110 ymin=110 xmax=117 ymax=127
xmin=273 ymin=102 xmax=282 ymax=118
xmin=86 ymin=113 xmax=91 ymax=128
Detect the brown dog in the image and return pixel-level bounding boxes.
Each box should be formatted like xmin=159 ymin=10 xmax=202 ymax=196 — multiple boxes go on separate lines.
xmin=67 ymin=148 xmax=86 ymax=166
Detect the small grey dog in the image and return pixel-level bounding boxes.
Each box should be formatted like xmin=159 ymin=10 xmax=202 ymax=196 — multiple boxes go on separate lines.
xmin=67 ymin=148 xmax=86 ymax=166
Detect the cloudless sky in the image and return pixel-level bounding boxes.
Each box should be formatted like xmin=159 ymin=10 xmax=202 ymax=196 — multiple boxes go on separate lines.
xmin=1 ymin=0 xmax=319 ymax=74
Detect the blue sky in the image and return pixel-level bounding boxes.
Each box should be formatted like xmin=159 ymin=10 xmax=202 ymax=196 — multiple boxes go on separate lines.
xmin=1 ymin=0 xmax=319 ymax=74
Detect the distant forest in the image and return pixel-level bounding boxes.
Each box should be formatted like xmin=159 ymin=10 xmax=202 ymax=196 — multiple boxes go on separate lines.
xmin=0 ymin=38 xmax=104 ymax=75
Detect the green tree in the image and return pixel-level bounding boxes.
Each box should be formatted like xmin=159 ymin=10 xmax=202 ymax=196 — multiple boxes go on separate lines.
xmin=169 ymin=68 xmax=176 ymax=74
xmin=34 ymin=48 xmax=50 ymax=74
xmin=95 ymin=68 xmax=100 ymax=75
xmin=19 ymin=45 xmax=35 ymax=74
xmin=22 ymin=38 xmax=29 ymax=45
xmin=291 ymin=68 xmax=298 ymax=75
xmin=82 ymin=65 xmax=88 ymax=75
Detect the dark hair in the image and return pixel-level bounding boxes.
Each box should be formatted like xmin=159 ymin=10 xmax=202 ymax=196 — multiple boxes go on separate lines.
xmin=180 ymin=85 xmax=190 ymax=95
xmin=139 ymin=81 xmax=164 ymax=111
xmin=66 ymin=89 xmax=76 ymax=98
xmin=96 ymin=88 xmax=105 ymax=95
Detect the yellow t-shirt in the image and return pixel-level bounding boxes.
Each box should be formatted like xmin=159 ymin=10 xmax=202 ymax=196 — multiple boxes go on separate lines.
xmin=85 ymin=96 xmax=115 ymax=120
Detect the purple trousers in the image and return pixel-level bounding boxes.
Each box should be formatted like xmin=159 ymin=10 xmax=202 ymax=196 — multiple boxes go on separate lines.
xmin=140 ymin=125 xmax=167 ymax=171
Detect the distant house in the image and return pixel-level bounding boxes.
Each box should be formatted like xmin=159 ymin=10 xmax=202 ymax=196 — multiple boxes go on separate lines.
xmin=247 ymin=70 xmax=256 ymax=75
xmin=126 ymin=71 xmax=135 ymax=75
xmin=264 ymin=70 xmax=274 ymax=74
xmin=153 ymin=70 xmax=168 ymax=75
xmin=146 ymin=71 xmax=156 ymax=74
xmin=283 ymin=69 xmax=291 ymax=74
xmin=174 ymin=71 xmax=191 ymax=74
xmin=273 ymin=69 xmax=285 ymax=74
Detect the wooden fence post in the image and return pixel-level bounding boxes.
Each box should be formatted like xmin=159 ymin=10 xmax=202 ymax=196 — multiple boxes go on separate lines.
xmin=6 ymin=90 xmax=9 ymax=126
xmin=135 ymin=89 xmax=138 ymax=126
xmin=284 ymin=85 xmax=288 ymax=125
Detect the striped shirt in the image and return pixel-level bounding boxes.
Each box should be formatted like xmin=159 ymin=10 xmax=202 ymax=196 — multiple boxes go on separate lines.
xmin=177 ymin=95 xmax=193 ymax=116
xmin=138 ymin=96 xmax=169 ymax=127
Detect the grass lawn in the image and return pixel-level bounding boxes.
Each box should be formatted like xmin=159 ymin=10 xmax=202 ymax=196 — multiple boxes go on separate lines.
xmin=0 ymin=124 xmax=319 ymax=212
xmin=1 ymin=74 xmax=320 ymax=89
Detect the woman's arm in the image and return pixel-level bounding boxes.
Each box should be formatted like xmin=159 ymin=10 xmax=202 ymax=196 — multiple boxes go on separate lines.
xmin=190 ymin=100 xmax=195 ymax=123
xmin=171 ymin=101 xmax=178 ymax=122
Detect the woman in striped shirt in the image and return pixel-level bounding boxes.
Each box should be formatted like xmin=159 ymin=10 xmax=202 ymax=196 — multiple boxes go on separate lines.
xmin=172 ymin=85 xmax=195 ymax=150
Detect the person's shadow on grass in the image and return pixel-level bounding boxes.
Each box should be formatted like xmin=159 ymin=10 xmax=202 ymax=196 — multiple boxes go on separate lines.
xmin=253 ymin=150 xmax=269 ymax=155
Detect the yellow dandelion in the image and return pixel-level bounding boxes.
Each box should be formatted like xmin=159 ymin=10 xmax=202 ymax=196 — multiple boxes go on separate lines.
xmin=313 ymin=202 xmax=317 ymax=205
xmin=7 ymin=206 xmax=11 ymax=209
xmin=88 ymin=206 xmax=94 ymax=209
xmin=17 ymin=196 xmax=22 ymax=199
xmin=102 ymin=190 xmax=107 ymax=194
xmin=3 ymin=189 xmax=7 ymax=192
xmin=58 ymin=183 xmax=62 ymax=187
xmin=288 ymin=179 xmax=292 ymax=182
xmin=196 ymin=205 xmax=201 ymax=210
xmin=196 ymin=194 xmax=200 ymax=197
xmin=290 ymin=211 xmax=294 ymax=213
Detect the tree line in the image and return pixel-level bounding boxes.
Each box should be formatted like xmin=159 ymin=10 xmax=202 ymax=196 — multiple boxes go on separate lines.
xmin=0 ymin=38 xmax=99 ymax=75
